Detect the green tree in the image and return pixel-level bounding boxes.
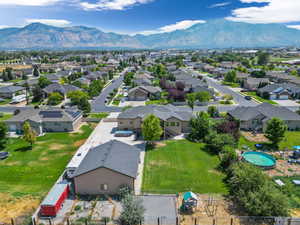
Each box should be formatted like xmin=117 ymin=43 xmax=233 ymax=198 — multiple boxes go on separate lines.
xmin=0 ymin=121 xmax=7 ymax=148
xmin=38 ymin=76 xmax=51 ymax=88
xmin=47 ymin=92 xmax=64 ymax=106
xmin=196 ymin=91 xmax=211 ymax=103
xmin=33 ymin=66 xmax=40 ymax=77
xmin=207 ymin=106 xmax=219 ymax=118
xmin=257 ymin=51 xmax=270 ymax=66
xmin=265 ymin=118 xmax=287 ymax=148
xmin=227 ymin=163 xmax=289 ymax=217
xmin=224 ymin=70 xmax=237 ymax=83
xmin=78 ymin=97 xmax=91 ymax=114
xmin=186 ymin=93 xmax=196 ymax=111
xmin=142 ymin=114 xmax=163 ymax=144
xmin=219 ymin=146 xmax=238 ymax=171
xmin=119 ymin=194 xmax=145 ymax=225
xmin=32 ymin=85 xmax=44 ymax=103
xmin=205 ymin=131 xmax=235 ymax=154
xmin=23 ymin=122 xmax=36 ymax=148
xmin=67 ymin=90 xmax=89 ymax=105
xmin=189 ymin=112 xmax=210 ymax=142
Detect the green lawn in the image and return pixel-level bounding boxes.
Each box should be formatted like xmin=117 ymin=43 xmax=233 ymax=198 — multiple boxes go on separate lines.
xmin=88 ymin=112 xmax=109 ymax=119
xmin=0 ymin=113 xmax=12 ymax=121
xmin=243 ymin=92 xmax=278 ymax=105
xmin=142 ymin=140 xmax=228 ymax=194
xmin=146 ymin=99 xmax=169 ymax=105
xmin=221 ymin=81 xmax=240 ymax=88
xmin=239 ymin=131 xmax=300 ymax=150
xmin=0 ymin=125 xmax=93 ymax=198
xmin=273 ymin=176 xmax=300 ymax=209
xmin=0 ymin=99 xmax=10 ymax=105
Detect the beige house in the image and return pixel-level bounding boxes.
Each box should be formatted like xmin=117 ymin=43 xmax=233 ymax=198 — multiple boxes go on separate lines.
xmin=128 ymin=86 xmax=161 ymax=101
xmin=228 ymin=103 xmax=300 ymax=132
xmin=117 ymin=105 xmax=193 ymax=137
xmin=5 ymin=108 xmax=82 ymax=135
xmin=73 ymin=140 xmax=140 ymax=195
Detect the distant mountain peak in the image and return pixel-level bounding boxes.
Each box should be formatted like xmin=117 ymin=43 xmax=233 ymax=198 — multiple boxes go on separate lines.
xmin=0 ymin=20 xmax=300 ymax=49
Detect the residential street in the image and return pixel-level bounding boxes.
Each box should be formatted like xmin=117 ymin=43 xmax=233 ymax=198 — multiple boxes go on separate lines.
xmin=91 ymin=69 xmax=127 ymax=113
xmin=205 ymin=76 xmax=258 ymax=107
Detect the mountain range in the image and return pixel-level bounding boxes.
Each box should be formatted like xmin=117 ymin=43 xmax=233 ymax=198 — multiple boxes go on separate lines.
xmin=1 ymin=19 xmax=300 ymax=49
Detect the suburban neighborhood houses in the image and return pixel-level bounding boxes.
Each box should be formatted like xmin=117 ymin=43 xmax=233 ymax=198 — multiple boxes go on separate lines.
xmin=1 ymin=48 xmax=300 ymax=225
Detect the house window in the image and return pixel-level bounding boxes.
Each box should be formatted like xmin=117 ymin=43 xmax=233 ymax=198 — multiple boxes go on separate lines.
xmin=171 ymin=122 xmax=176 ymax=126
xmin=176 ymin=122 xmax=180 ymax=126
xmin=100 ymin=184 xmax=108 ymax=191
xmin=165 ymin=122 xmax=169 ymax=126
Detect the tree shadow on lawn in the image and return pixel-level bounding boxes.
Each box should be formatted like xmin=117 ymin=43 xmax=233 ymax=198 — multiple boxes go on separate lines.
xmin=14 ymin=145 xmax=32 ymax=152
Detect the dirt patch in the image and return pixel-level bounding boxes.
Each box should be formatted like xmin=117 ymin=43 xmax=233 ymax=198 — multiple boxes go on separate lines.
xmin=6 ymin=161 xmax=21 ymax=166
xmin=0 ymin=193 xmax=39 ymax=224
xmin=149 ymin=160 xmax=170 ymax=167
xmin=73 ymin=139 xmax=87 ymax=148
xmin=49 ymin=143 xmax=66 ymax=150
xmin=40 ymin=157 xmax=50 ymax=161
xmin=178 ymin=194 xmax=256 ymax=225
xmin=155 ymin=142 xmax=166 ymax=148
xmin=241 ymin=132 xmax=268 ymax=143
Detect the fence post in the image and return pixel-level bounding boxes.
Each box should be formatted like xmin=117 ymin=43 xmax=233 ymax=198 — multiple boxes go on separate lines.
xmin=48 ymin=218 xmax=52 ymax=225
xmin=212 ymin=218 xmax=216 ymax=225
xmin=288 ymin=218 xmax=291 ymax=225
xmin=11 ymin=218 xmax=14 ymax=225
xmin=194 ymin=217 xmax=197 ymax=225
xmin=158 ymin=217 xmax=160 ymax=225
xmin=67 ymin=218 xmax=70 ymax=225
xmin=176 ymin=217 xmax=179 ymax=225
xmin=230 ymin=218 xmax=233 ymax=225
xmin=140 ymin=219 xmax=142 ymax=225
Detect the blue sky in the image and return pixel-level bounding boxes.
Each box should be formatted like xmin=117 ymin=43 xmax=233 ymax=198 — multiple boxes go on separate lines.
xmin=1 ymin=0 xmax=300 ymax=34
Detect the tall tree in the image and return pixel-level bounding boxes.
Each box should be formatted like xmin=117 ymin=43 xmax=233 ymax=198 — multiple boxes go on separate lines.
xmin=186 ymin=93 xmax=196 ymax=112
xmin=257 ymin=51 xmax=270 ymax=66
xmin=0 ymin=121 xmax=7 ymax=148
xmin=189 ymin=112 xmax=210 ymax=142
xmin=23 ymin=122 xmax=36 ymax=148
xmin=265 ymin=118 xmax=287 ymax=148
xmin=119 ymin=194 xmax=145 ymax=225
xmin=142 ymin=114 xmax=163 ymax=144
xmin=38 ymin=76 xmax=51 ymax=88
xmin=207 ymin=106 xmax=219 ymax=118
xmin=33 ymin=65 xmax=40 ymax=77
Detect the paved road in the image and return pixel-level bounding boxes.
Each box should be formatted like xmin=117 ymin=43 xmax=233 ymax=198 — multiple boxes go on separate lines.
xmin=205 ymin=76 xmax=258 ymax=107
xmin=91 ymin=69 xmax=127 ymax=113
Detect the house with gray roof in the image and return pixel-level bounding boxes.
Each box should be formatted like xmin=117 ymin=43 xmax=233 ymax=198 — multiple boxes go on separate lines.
xmin=228 ymin=103 xmax=300 ymax=131
xmin=5 ymin=107 xmax=82 ymax=135
xmin=73 ymin=140 xmax=141 ymax=195
xmin=243 ymin=77 xmax=269 ymax=91
xmin=43 ymin=83 xmax=80 ymax=97
xmin=128 ymin=86 xmax=162 ymax=101
xmin=0 ymin=85 xmax=25 ymax=99
xmin=118 ymin=105 xmax=193 ymax=137
xmin=133 ymin=78 xmax=152 ymax=86
xmin=257 ymin=83 xmax=300 ymax=100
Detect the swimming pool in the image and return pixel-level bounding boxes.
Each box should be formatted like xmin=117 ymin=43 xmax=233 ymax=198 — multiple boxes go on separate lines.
xmin=242 ymin=151 xmax=276 ymax=169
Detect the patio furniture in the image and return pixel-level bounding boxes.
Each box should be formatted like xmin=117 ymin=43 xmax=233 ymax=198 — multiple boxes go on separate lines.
xmin=292 ymin=180 xmax=300 ymax=186
xmin=275 ymin=179 xmax=285 ymax=186
xmin=0 ymin=152 xmax=9 ymax=160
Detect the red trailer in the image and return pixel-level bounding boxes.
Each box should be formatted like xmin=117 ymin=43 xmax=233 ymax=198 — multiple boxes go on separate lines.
xmin=40 ymin=181 xmax=69 ymax=217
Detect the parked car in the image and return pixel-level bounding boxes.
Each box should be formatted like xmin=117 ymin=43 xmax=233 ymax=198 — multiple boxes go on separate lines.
xmin=245 ymin=96 xmax=252 ymax=100
xmin=0 ymin=152 xmax=9 ymax=160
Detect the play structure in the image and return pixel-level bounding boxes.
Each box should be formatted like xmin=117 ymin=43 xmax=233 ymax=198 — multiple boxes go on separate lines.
xmin=181 ymin=192 xmax=198 ymax=212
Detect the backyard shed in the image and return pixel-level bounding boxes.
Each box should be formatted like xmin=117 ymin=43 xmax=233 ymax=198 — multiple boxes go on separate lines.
xmin=40 ymin=181 xmax=69 ymax=217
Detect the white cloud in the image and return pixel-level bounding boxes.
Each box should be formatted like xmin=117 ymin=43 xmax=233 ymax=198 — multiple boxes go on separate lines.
xmin=25 ymin=19 xmax=71 ymax=27
xmin=137 ymin=20 xmax=206 ymax=35
xmin=287 ymin=25 xmax=300 ymax=30
xmin=0 ymin=25 xmax=9 ymax=29
xmin=209 ymin=1 xmax=231 ymax=8
xmin=79 ymin=0 xmax=153 ymax=11
xmin=0 ymin=0 xmax=60 ymax=6
xmin=227 ymin=0 xmax=300 ymax=24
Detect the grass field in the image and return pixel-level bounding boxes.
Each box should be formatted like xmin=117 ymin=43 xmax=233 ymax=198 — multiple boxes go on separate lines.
xmin=239 ymin=131 xmax=300 ymax=150
xmin=221 ymin=81 xmax=240 ymax=88
xmin=88 ymin=112 xmax=109 ymax=119
xmin=243 ymin=92 xmax=278 ymax=105
xmin=142 ymin=140 xmax=228 ymax=194
xmin=146 ymin=99 xmax=169 ymax=105
xmin=0 ymin=113 xmax=12 ymax=121
xmin=0 ymin=125 xmax=93 ymax=198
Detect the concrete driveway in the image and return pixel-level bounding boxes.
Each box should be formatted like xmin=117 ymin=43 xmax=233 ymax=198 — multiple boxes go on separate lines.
xmin=139 ymin=195 xmax=178 ymax=225
xmin=274 ymin=100 xmax=300 ymax=107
